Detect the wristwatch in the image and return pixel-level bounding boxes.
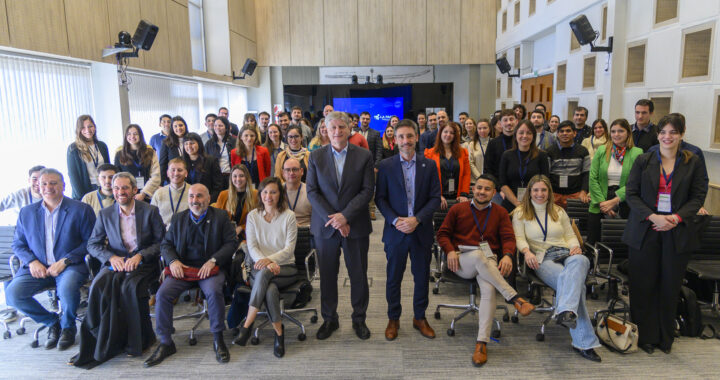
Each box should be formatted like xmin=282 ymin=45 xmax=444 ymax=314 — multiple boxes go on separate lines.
xmin=63 ymin=258 xmax=71 ymax=266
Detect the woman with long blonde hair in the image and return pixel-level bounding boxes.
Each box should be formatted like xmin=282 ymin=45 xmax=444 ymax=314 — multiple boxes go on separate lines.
xmin=308 ymin=118 xmax=329 ymax=152
xmin=212 ymin=164 xmax=257 ymax=241
xmin=67 ymin=115 xmax=110 ymax=199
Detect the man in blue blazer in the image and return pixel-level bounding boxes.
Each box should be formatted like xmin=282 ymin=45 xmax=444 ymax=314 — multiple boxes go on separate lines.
xmin=6 ymin=168 xmax=95 ymax=350
xmin=375 ymin=119 xmax=441 ymax=341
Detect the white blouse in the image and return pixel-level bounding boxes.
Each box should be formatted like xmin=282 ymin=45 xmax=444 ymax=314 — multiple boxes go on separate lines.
xmin=512 ymin=200 xmax=579 ymax=262
xmin=245 ymin=208 xmax=297 ymax=266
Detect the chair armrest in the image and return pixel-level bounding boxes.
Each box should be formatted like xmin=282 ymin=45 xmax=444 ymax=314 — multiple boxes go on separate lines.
xmin=515 ymin=249 xmax=528 ymax=277
xmin=305 ymin=249 xmax=318 ymax=283
xmin=594 ymin=242 xmax=614 ymax=279
xmin=583 ymin=243 xmax=599 ymax=276
xmin=9 ymin=254 xmax=20 ymax=277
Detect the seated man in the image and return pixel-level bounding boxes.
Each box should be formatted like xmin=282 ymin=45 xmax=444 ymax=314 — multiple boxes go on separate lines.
xmin=436 ymin=174 xmax=534 ymax=367
xmin=80 ymin=163 xmax=118 ymax=215
xmin=281 ymin=158 xmax=311 ymax=227
xmin=546 ymin=121 xmax=591 ymax=208
xmin=144 ymin=184 xmax=238 ymax=367
xmin=6 ymin=168 xmax=95 ymax=350
xmin=70 ymin=173 xmax=165 ymax=367
xmin=151 ymin=158 xmax=189 ymax=228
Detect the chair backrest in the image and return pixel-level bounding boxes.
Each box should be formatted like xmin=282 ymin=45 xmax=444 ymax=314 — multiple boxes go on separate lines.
xmin=566 ymin=199 xmax=589 ymax=237
xmin=692 ymin=215 xmax=720 ymax=260
xmin=0 ymin=226 xmax=15 ymax=280
xmin=599 ymin=219 xmax=629 ymax=262
xmin=294 ymin=227 xmax=314 ymax=276
xmin=432 ymin=199 xmax=459 ymax=234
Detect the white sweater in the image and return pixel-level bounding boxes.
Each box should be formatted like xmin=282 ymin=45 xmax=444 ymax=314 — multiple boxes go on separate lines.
xmin=512 ymin=200 xmax=579 ymax=262
xmin=246 ymin=208 xmax=297 ymax=266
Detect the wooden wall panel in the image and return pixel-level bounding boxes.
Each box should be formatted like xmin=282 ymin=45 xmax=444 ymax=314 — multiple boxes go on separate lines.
xmin=64 ymin=0 xmax=111 ymax=62
xmin=140 ymin=0 xmax=171 ymax=73
xmin=6 ymin=0 xmax=69 ymax=56
xmin=461 ymin=0 xmax=497 ymax=63
xmin=107 ymin=0 xmax=143 ymax=68
xmin=358 ymin=0 xmax=392 ymax=65
xmin=166 ymin=0 xmax=192 ymax=76
xmin=229 ymin=0 xmax=256 ymax=42
xmin=392 ymin=0 xmax=425 ymax=65
xmin=230 ymin=31 xmax=258 ymax=87
xmin=172 ymin=0 xmax=188 ymax=6
xmin=290 ymin=0 xmax=324 ymax=65
xmin=255 ymin=0 xmax=290 ymax=66
xmin=324 ymin=0 xmax=358 ymax=66
xmin=426 ymin=0 xmax=460 ymax=64
xmin=0 ymin=0 xmax=9 ymax=46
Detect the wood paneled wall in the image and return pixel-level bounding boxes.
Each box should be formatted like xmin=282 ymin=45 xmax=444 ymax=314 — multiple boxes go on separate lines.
xmin=229 ymin=0 xmax=259 ymax=86
xmin=0 ymin=0 xmax=10 ymax=46
xmin=255 ymin=0 xmax=496 ymax=66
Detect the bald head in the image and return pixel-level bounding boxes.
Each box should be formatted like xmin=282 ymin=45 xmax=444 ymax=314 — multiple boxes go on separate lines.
xmin=282 ymin=157 xmax=303 ymax=186
xmin=188 ymin=184 xmax=210 ymax=216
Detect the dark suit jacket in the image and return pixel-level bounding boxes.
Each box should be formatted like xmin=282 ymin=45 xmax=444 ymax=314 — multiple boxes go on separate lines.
xmin=185 ymin=155 xmax=224 ymax=202
xmin=356 ymin=127 xmax=382 ymax=167
xmin=622 ymin=151 xmax=708 ymax=253
xmin=632 ymin=123 xmax=658 ymax=152
xmin=375 ymin=154 xmax=441 ymax=247
xmin=87 ymin=201 xmax=165 ymax=265
xmin=306 ymin=143 xmax=375 ymax=239
xmin=160 ymin=207 xmax=238 ymax=268
xmin=12 ymin=196 xmax=96 ymax=276
xmin=67 ymin=141 xmax=111 ymax=199
xmin=159 ymin=142 xmax=182 ymax=185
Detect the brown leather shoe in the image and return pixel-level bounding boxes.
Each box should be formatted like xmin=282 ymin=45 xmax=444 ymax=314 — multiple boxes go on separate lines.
xmin=412 ymin=318 xmax=436 ymax=339
xmin=472 ymin=341 xmax=487 ymax=367
xmin=370 ymin=211 xmax=376 ymax=220
xmin=513 ymin=297 xmax=535 ymax=316
xmin=385 ymin=319 xmax=399 ymax=341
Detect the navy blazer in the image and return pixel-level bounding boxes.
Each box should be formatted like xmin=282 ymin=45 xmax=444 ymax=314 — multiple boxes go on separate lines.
xmin=306 ymin=143 xmax=375 ymax=239
xmin=622 ymin=151 xmax=708 ymax=253
xmin=87 ymin=200 xmax=165 ymax=265
xmin=67 ymin=141 xmax=111 ymax=200
xmin=160 ymin=207 xmax=238 ymax=268
xmin=12 ymin=196 xmax=96 ymax=277
xmin=375 ymin=154 xmax=441 ymax=247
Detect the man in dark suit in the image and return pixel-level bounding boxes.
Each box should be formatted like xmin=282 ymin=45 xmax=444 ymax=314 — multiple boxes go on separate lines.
xmin=632 ymin=99 xmax=658 ymax=152
xmin=144 ymin=184 xmax=238 ymax=367
xmin=357 ymin=112 xmax=382 ymax=166
xmin=307 ymin=111 xmax=375 ymax=340
xmin=375 ymin=119 xmax=441 ymax=341
xmin=71 ymin=173 xmax=165 ymax=367
xmin=6 ymin=168 xmax=96 ymax=350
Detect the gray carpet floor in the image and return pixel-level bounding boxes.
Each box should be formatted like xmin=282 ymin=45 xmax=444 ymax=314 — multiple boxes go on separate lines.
xmin=2 ymin=216 xmax=720 ymax=379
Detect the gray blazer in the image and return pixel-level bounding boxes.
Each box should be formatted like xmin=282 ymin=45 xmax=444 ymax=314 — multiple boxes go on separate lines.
xmin=306 ymin=143 xmax=375 ymax=239
xmin=87 ymin=200 xmax=165 ymax=265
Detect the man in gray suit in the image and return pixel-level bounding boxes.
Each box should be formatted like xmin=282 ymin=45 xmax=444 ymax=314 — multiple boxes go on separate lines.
xmin=307 ymin=111 xmax=375 ymax=341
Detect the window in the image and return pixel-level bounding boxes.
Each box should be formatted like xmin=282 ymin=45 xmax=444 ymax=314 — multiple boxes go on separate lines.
xmin=502 ymin=11 xmax=507 ymax=32
xmin=649 ymin=94 xmax=672 ymax=126
xmin=583 ymin=56 xmax=596 ymax=89
xmin=570 ymin=32 xmax=581 ymax=51
xmin=655 ymin=0 xmax=678 ymax=25
xmin=507 ymin=78 xmax=513 ymax=98
xmin=514 ymin=1 xmax=520 ymax=25
xmin=682 ymin=26 xmax=713 ymax=79
xmin=529 ymin=0 xmax=536 ymax=16
xmin=497 ymin=79 xmax=501 ymax=98
xmin=188 ymin=0 xmax=206 ymax=72
xmin=597 ymin=97 xmax=603 ymax=120
xmin=626 ymin=43 xmax=646 ymax=84
xmin=601 ymin=5 xmax=608 ymax=40
xmin=567 ymin=100 xmax=579 ymax=121
xmin=514 ymin=47 xmax=520 ymax=69
xmin=556 ymin=63 xmax=566 ymax=91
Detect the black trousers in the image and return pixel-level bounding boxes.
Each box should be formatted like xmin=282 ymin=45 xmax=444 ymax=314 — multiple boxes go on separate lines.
xmin=586 ymin=186 xmax=629 ymax=245
xmin=628 ymin=228 xmax=689 ymax=350
xmin=315 ymin=234 xmax=369 ymax=323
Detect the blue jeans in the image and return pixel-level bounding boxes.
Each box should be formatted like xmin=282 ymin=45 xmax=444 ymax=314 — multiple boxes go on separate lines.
xmin=5 ymin=266 xmax=86 ymax=330
xmin=534 ymin=246 xmax=600 ymax=350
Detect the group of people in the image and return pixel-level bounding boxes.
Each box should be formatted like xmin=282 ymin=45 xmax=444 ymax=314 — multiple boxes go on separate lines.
xmin=0 ymin=99 xmax=710 ymax=369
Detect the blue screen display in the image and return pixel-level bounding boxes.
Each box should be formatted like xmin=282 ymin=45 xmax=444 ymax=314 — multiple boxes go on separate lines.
xmin=333 ymin=97 xmax=404 ymax=132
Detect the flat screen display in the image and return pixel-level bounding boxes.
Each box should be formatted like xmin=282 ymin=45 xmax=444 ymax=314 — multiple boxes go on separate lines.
xmin=333 ymin=97 xmax=404 ymax=132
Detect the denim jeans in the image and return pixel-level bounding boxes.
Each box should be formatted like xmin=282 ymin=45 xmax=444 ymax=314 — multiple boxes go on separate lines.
xmin=5 ymin=266 xmax=86 ymax=330
xmin=534 ymin=246 xmax=600 ymax=350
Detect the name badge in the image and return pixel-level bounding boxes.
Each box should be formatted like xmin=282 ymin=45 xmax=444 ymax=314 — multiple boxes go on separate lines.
xmin=657 ymin=193 xmax=672 ymax=213
xmin=517 ymin=187 xmax=526 ymax=200
xmin=479 ymin=241 xmax=495 ymax=259
xmin=136 ymin=176 xmax=145 ymax=190
xmin=448 ymin=178 xmax=455 ymax=193
xmin=559 ymin=175 xmax=568 ymax=188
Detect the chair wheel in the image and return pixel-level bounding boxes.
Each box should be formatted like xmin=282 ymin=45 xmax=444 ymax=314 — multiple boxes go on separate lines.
xmin=3 ymin=331 xmax=10 ymax=339
xmin=434 ymin=311 xmax=441 ymax=320
xmin=188 ymin=337 xmax=197 ymax=346
xmin=298 ymin=333 xmax=306 ymax=341
xmin=502 ymin=314 xmax=510 ymax=322
xmin=492 ymin=330 xmax=501 ymax=339
xmin=447 ymin=329 xmax=455 ymax=337
xmin=310 ymin=315 xmax=318 ymax=323
xmin=30 ymin=340 xmax=39 ymax=348
xmin=432 ymin=288 xmax=439 ymax=295
xmin=16 ymin=327 xmax=25 ymax=335
xmin=535 ymin=333 xmax=544 ymax=342
xmin=511 ymin=316 xmax=519 ymax=324
xmin=250 ymin=337 xmax=259 ymax=345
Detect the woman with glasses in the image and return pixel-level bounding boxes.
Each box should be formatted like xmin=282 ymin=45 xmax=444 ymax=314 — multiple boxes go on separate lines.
xmin=273 ymin=126 xmax=309 ymax=182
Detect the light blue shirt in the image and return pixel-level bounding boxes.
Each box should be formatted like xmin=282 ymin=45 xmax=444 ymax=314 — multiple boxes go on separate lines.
xmin=41 ymin=199 xmax=62 ymax=265
xmin=393 ymin=153 xmax=417 ymax=226
xmin=331 ymin=144 xmax=349 ymax=185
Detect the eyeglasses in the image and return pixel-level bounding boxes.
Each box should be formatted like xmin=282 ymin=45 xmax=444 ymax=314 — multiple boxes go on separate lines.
xmin=283 ymin=168 xmax=302 ymax=173
xmin=287 ymin=135 xmax=301 ymax=139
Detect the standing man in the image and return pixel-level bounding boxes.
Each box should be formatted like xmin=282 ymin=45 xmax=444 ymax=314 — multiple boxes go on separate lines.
xmin=277 ymin=112 xmax=291 ymax=140
xmin=201 ymin=113 xmax=217 ymax=145
xmin=258 ymin=111 xmax=271 ymax=142
xmin=631 ymin=99 xmax=658 ymax=152
xmin=484 ymin=109 xmax=517 ymax=178
xmin=149 ymin=114 xmax=172 ymax=154
xmin=323 ymin=104 xmax=334 ymax=117
xmin=80 ymin=163 xmax=117 ymax=215
xmin=572 ymin=107 xmax=592 ymax=145
xmin=151 ymin=158 xmax=189 ymax=228
xmin=547 ymin=121 xmax=591 ymax=208
xmin=218 ymin=107 xmax=239 ymax=137
xmin=145 ymin=184 xmax=238 ymax=367
xmin=420 ymin=112 xmax=438 ymax=152
xmin=306 ymin=111 xmax=375 ymax=341
xmin=282 ymin=158 xmax=312 ymax=227
xmin=530 ymin=110 xmax=556 ymax=151
xmin=375 ymin=119 xmax=440 ymax=341
xmin=458 ymin=112 xmax=469 ymax=127
xmin=357 ymin=111 xmax=382 ymax=168
xmin=6 ymin=168 xmax=96 ymax=350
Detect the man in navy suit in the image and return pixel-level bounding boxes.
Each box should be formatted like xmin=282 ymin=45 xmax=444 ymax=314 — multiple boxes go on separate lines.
xmin=376 ymin=119 xmax=441 ymax=340
xmin=307 ymin=111 xmax=375 ymax=340
xmin=6 ymin=168 xmax=95 ymax=350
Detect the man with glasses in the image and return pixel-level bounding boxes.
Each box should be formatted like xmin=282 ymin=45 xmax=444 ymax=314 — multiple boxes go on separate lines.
xmin=282 ymin=158 xmax=311 ymax=227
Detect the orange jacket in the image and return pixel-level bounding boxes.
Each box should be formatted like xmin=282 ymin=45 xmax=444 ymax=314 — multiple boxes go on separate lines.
xmin=424 ymin=147 xmax=471 ymax=198
xmin=230 ymin=145 xmax=272 ymax=182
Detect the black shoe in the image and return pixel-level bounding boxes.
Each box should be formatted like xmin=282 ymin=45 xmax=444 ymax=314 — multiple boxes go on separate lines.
xmin=45 ymin=321 xmax=61 ymax=349
xmin=143 ymin=343 xmax=177 ymax=367
xmin=232 ymin=324 xmax=253 ymax=346
xmin=316 ymin=320 xmax=339 ymax=340
xmin=659 ymin=345 xmax=672 ymax=354
xmin=573 ymin=347 xmax=601 ymax=362
xmin=57 ymin=329 xmax=76 ymax=351
xmin=640 ymin=344 xmax=655 ymax=354
xmin=352 ymin=321 xmax=371 ymax=340
xmin=214 ymin=339 xmax=230 ymax=363
xmin=274 ymin=325 xmax=285 ymax=358
xmin=555 ymin=311 xmax=578 ymax=329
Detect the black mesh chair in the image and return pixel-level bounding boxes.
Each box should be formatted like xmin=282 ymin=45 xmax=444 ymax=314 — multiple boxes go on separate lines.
xmin=595 ymin=219 xmax=630 ymax=301
xmin=0 ymin=226 xmax=16 ymax=339
xmin=685 ymin=216 xmax=720 ymax=313
xmin=431 ymin=199 xmax=458 ymax=293
xmin=566 ymin=199 xmax=590 ymax=239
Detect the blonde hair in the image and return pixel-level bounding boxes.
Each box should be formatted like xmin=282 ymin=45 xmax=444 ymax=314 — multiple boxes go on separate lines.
xmin=226 ymin=164 xmax=256 ymax=216
xmin=309 ymin=118 xmax=328 ymax=148
xmin=511 ymin=174 xmax=560 ymax=222
xmin=604 ymin=118 xmax=635 ymax=163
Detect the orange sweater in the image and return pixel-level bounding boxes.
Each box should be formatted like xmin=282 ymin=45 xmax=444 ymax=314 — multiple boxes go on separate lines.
xmin=212 ymin=188 xmax=258 ymax=232
xmin=424 ymin=147 xmax=471 ymax=198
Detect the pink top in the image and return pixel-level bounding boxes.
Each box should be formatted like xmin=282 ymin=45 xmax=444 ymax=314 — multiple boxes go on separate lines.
xmin=119 ymin=204 xmax=138 ymax=254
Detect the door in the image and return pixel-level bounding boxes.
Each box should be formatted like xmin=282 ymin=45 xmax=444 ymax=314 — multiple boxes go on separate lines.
xmin=521 ymin=74 xmax=554 ymax=118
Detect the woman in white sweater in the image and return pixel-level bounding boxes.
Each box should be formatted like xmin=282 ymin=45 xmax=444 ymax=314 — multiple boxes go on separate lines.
xmin=463 ymin=118 xmax=492 ymax=182
xmin=232 ymin=177 xmax=297 ymax=358
xmin=511 ymin=174 xmax=601 ymax=362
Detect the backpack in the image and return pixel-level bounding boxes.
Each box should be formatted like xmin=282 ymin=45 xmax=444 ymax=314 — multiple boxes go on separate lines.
xmin=676 ymin=285 xmax=715 ymax=339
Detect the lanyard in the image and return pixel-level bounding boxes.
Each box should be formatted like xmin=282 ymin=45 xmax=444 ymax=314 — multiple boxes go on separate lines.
xmin=26 ymin=190 xmax=32 ymax=205
xmin=218 ymin=140 xmax=227 ymax=159
xmin=169 ymin=183 xmax=186 ymax=215
xmin=538 ymin=131 xmax=546 ymax=148
xmin=517 ymin=150 xmax=530 ymax=186
xmin=89 ymin=145 xmax=99 ymax=168
xmin=442 ymin=156 xmax=455 ymax=178
xmin=535 ymin=209 xmax=548 ymax=241
xmin=96 ymin=190 xmax=113 ymax=210
xmin=470 ymin=203 xmax=492 ymax=240
xmin=479 ymin=141 xmax=486 ymax=156
xmin=656 ymin=151 xmax=679 ymax=188
xmin=286 ymin=184 xmax=302 ymax=211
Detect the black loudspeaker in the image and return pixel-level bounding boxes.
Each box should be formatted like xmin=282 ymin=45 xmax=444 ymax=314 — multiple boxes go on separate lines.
xmin=495 ymin=56 xmax=512 ymax=74
xmin=132 ymin=20 xmax=159 ymax=51
xmin=241 ymin=58 xmax=257 ymax=76
xmin=569 ymin=15 xmax=595 ymax=45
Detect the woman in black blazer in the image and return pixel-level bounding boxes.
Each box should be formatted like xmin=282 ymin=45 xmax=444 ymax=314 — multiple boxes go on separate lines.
xmin=182 ymin=133 xmax=223 ymax=202
xmin=205 ymin=116 xmax=236 ymax=186
xmin=67 ymin=115 xmax=110 ymax=199
xmin=159 ymin=116 xmax=188 ymax=184
xmin=622 ymin=113 xmax=707 ymax=354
